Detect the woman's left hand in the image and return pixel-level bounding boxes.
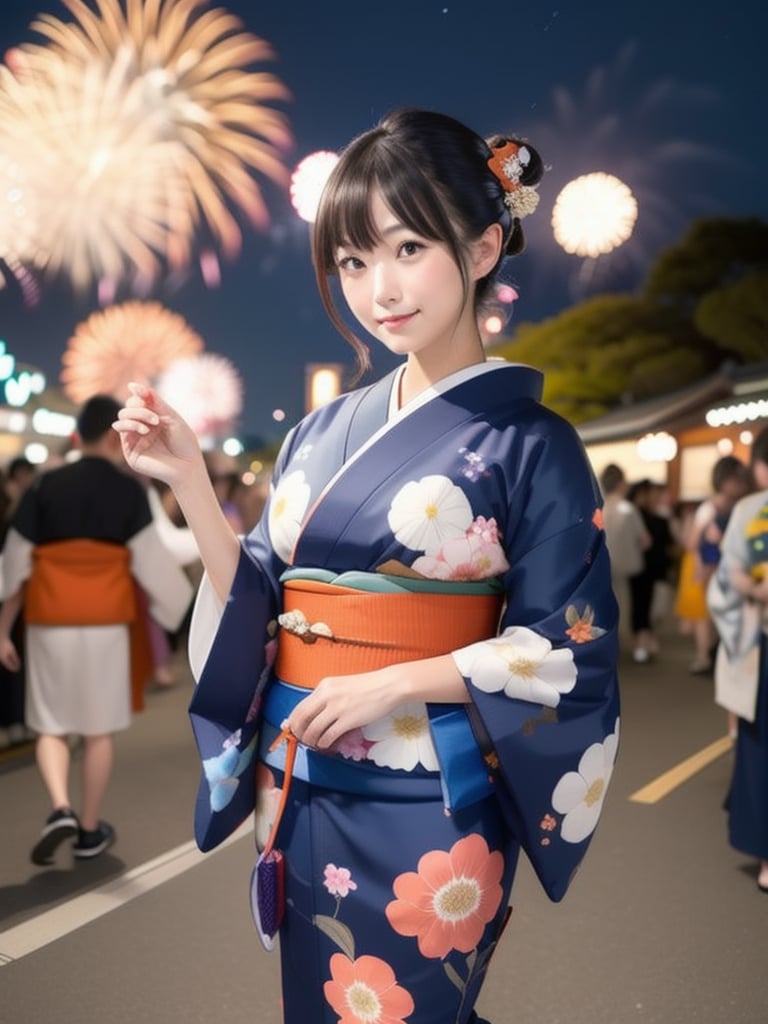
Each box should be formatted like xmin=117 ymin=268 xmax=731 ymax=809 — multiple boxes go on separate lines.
xmin=286 ymin=653 xmax=470 ymax=750
xmin=288 ymin=668 xmax=403 ymax=751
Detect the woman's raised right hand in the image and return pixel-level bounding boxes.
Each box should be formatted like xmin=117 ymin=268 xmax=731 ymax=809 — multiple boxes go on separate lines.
xmin=113 ymin=383 xmax=205 ymax=487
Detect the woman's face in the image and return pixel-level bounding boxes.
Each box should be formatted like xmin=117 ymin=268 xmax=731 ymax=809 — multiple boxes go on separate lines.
xmin=334 ymin=190 xmax=483 ymax=371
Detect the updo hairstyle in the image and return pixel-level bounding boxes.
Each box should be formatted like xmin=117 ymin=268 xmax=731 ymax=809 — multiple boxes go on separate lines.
xmin=311 ymin=107 xmax=543 ymax=374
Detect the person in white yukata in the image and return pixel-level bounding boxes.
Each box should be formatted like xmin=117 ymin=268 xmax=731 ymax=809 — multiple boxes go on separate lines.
xmin=0 ymin=395 xmax=192 ymax=864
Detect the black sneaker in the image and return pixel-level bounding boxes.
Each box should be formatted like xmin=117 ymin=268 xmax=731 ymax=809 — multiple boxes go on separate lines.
xmin=73 ymin=821 xmax=116 ymax=859
xmin=30 ymin=807 xmax=79 ymax=866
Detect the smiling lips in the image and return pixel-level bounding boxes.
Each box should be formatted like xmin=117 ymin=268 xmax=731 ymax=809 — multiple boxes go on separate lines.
xmin=377 ymin=312 xmax=416 ymax=328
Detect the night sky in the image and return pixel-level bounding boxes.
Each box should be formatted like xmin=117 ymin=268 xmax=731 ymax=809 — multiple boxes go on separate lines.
xmin=1 ymin=0 xmax=765 ymax=444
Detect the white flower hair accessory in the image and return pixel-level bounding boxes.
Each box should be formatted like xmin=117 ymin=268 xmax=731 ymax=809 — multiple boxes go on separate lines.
xmin=487 ymin=140 xmax=540 ymax=219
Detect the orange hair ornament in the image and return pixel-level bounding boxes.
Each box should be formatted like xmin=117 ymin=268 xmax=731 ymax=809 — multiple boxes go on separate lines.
xmin=487 ymin=140 xmax=540 ymax=218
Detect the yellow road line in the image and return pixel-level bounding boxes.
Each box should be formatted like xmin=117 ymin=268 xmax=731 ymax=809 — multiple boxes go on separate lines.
xmin=0 ymin=741 xmax=34 ymax=765
xmin=629 ymin=735 xmax=734 ymax=804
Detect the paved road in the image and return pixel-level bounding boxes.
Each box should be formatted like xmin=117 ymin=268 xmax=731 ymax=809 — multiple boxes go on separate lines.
xmin=0 ymin=626 xmax=765 ymax=1023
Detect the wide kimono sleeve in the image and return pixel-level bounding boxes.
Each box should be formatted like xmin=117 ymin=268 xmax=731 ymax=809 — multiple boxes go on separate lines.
xmin=707 ymin=492 xmax=764 ymax=722
xmin=1 ymin=528 xmax=33 ymax=599
xmin=452 ymin=411 xmax=620 ymax=902
xmin=186 ymin=435 xmax=300 ymax=852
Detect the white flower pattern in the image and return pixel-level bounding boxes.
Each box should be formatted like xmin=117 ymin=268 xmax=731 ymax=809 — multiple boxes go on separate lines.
xmin=453 ymin=626 xmax=577 ymax=706
xmin=551 ymin=718 xmax=620 ymax=843
xmin=387 ymin=475 xmax=473 ymax=555
xmin=268 ymin=470 xmax=311 ymax=564
xmin=362 ymin=702 xmax=440 ymax=771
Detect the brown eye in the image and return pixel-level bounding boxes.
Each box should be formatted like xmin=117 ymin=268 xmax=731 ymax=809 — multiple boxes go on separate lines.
xmin=399 ymin=240 xmax=424 ymax=257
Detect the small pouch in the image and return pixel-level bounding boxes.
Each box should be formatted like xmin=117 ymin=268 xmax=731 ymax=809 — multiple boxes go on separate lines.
xmin=249 ymin=723 xmax=296 ymax=952
xmin=250 ymin=848 xmax=285 ymax=951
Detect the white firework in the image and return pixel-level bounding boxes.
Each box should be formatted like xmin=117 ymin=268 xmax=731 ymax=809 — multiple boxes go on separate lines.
xmin=155 ymin=352 xmax=243 ymax=437
xmin=518 ymin=41 xmax=731 ymax=301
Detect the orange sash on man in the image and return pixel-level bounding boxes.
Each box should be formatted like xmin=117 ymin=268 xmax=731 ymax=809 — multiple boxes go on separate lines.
xmin=24 ymin=539 xmax=153 ymax=712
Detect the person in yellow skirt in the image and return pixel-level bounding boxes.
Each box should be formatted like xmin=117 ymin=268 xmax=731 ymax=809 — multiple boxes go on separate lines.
xmin=675 ymin=457 xmax=751 ymax=674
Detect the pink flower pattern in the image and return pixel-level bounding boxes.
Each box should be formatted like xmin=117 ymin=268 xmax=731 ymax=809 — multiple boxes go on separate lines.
xmin=411 ymin=515 xmax=509 ymax=582
xmin=324 ymin=863 xmax=358 ymax=898
xmin=332 ymin=728 xmax=373 ymax=761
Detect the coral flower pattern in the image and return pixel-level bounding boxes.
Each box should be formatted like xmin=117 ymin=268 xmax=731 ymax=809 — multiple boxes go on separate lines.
xmin=386 ymin=834 xmax=504 ymax=959
xmin=453 ymin=626 xmax=577 ymax=706
xmin=388 ymin=475 xmax=473 ymax=555
xmin=268 ymin=470 xmax=311 ymax=564
xmin=564 ymin=603 xmax=607 ymax=644
xmin=362 ymin=702 xmax=439 ymax=772
xmin=551 ymin=718 xmax=620 ymax=843
xmin=324 ymin=953 xmax=414 ymax=1024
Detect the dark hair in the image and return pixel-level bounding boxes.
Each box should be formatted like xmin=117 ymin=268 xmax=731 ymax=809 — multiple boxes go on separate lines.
xmin=8 ymin=456 xmax=34 ymax=480
xmin=711 ymin=454 xmax=749 ymax=492
xmin=599 ymin=463 xmax=626 ymax=495
xmin=77 ymin=394 xmax=122 ymax=444
xmin=627 ymin=477 xmax=653 ymax=504
xmin=311 ymin=107 xmax=543 ymax=375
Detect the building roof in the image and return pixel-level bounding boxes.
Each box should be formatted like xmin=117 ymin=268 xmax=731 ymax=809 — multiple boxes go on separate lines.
xmin=576 ymin=361 xmax=768 ymax=444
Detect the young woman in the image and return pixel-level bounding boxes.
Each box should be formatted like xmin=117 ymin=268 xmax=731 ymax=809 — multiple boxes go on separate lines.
xmin=115 ymin=108 xmax=620 ymax=1024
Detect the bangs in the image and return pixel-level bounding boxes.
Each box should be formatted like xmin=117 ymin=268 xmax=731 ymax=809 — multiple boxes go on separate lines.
xmin=313 ymin=139 xmax=459 ymax=275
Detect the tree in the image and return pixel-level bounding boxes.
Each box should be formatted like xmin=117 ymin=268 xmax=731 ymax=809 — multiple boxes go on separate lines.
xmin=694 ymin=271 xmax=768 ymax=362
xmin=645 ymin=217 xmax=768 ymax=305
xmin=492 ymin=216 xmax=768 ymax=423
xmin=493 ymin=294 xmax=717 ymax=422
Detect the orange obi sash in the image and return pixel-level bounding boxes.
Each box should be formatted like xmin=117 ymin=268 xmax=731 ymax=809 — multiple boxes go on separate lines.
xmin=25 ymin=539 xmax=136 ymax=626
xmin=25 ymin=539 xmax=151 ymax=713
xmin=275 ymin=577 xmax=502 ymax=688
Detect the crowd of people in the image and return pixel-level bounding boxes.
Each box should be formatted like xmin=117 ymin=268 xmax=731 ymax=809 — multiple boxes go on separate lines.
xmin=598 ymin=455 xmax=753 ymax=675
xmin=599 ymin=438 xmax=768 ymax=895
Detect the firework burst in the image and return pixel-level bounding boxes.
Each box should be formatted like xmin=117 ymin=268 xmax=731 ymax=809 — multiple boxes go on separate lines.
xmin=155 ymin=352 xmax=243 ymax=437
xmin=0 ymin=0 xmax=292 ymax=293
xmin=0 ymin=152 xmax=41 ymax=305
xmin=60 ymin=300 xmax=204 ymax=403
xmin=515 ymin=42 xmax=730 ymax=303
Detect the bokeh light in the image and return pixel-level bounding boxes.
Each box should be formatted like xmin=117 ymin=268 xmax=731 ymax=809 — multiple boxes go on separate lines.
xmin=483 ymin=314 xmax=504 ymax=335
xmin=551 ymin=172 xmax=638 ymax=258
xmin=24 ymin=442 xmax=49 ymax=465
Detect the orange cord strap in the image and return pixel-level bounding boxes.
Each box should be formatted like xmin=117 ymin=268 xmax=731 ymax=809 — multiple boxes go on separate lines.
xmin=262 ymin=722 xmax=298 ymax=857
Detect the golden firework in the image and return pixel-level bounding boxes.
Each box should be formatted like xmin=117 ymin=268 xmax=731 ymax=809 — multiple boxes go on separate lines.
xmin=0 ymin=0 xmax=292 ymax=291
xmin=60 ymin=300 xmax=205 ymax=403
